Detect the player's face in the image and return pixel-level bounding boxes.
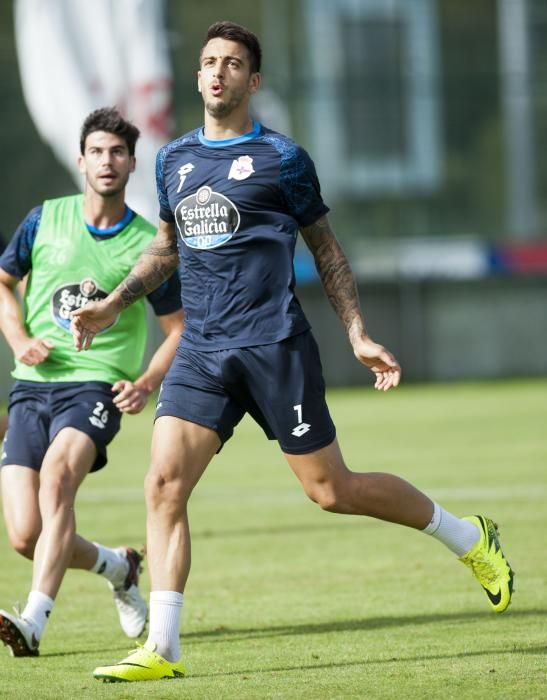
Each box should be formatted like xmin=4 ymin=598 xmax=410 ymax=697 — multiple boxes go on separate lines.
xmin=198 ymin=38 xmax=260 ymax=118
xmin=78 ymin=131 xmax=135 ymax=197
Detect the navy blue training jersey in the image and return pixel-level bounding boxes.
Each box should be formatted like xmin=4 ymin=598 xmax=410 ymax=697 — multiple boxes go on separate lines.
xmin=157 ymin=121 xmax=329 ymax=350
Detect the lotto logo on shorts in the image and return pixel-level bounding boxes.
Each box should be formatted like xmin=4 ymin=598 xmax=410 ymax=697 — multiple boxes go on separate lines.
xmin=292 ymin=422 xmax=311 ymax=437
xmin=174 ymin=185 xmax=240 ymax=250
xmin=292 ymin=404 xmax=311 ymax=438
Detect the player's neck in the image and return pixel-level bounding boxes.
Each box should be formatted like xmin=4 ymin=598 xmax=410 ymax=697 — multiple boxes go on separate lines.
xmin=202 ymin=112 xmax=254 ymax=141
xmin=83 ymin=189 xmax=127 ymax=229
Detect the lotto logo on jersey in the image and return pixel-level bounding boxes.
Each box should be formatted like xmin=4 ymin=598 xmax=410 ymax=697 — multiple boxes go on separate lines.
xmin=50 ymin=278 xmax=110 ymax=332
xmin=174 ymin=185 xmax=240 ymax=250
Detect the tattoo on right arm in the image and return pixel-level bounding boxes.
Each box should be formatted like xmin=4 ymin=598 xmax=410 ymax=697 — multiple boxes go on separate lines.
xmin=116 ymin=227 xmax=180 ymax=309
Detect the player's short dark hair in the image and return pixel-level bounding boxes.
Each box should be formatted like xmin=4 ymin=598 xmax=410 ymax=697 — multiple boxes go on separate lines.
xmin=201 ymin=21 xmax=262 ymax=74
xmin=79 ymin=107 xmax=140 ymax=156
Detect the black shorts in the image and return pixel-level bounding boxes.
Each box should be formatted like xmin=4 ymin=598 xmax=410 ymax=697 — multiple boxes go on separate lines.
xmin=156 ymin=330 xmax=336 ymax=454
xmin=1 ymin=380 xmax=122 ymax=472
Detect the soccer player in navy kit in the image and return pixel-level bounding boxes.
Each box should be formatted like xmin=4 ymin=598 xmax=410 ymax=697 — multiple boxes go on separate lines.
xmin=72 ymin=22 xmax=514 ymax=683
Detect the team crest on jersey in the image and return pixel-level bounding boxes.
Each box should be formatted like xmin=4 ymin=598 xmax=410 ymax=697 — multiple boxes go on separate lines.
xmin=50 ymin=278 xmax=112 ymax=332
xmin=175 ymin=185 xmax=240 ymax=250
xmin=228 ymin=155 xmax=254 ymax=181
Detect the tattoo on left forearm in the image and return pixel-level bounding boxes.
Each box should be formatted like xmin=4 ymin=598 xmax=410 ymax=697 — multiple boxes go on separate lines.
xmin=301 ymin=216 xmax=365 ymax=341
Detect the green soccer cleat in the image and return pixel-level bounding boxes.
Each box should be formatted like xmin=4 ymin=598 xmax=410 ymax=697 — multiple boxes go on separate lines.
xmin=459 ymin=515 xmax=515 ymax=613
xmin=93 ymin=641 xmax=186 ymax=682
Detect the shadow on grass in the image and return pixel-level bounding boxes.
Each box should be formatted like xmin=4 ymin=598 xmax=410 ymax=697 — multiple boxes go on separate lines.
xmin=188 ymin=643 xmax=547 ymax=679
xmin=39 ymin=608 xmax=546 ymax=659
xmin=183 ymin=608 xmax=547 ymax=645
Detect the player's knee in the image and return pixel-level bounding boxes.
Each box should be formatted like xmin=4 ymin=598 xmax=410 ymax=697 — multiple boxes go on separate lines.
xmin=304 ymin=481 xmax=342 ymax=512
xmin=39 ymin=472 xmax=78 ymax=511
xmin=144 ymin=465 xmax=189 ymax=510
xmin=144 ymin=465 xmax=169 ymax=501
xmin=8 ymin=527 xmax=38 ymax=559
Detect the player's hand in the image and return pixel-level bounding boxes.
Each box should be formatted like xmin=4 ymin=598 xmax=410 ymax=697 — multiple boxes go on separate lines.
xmin=71 ymin=300 xmax=119 ymax=351
xmin=352 ymin=335 xmax=401 ymax=391
xmin=112 ymin=380 xmax=149 ymax=414
xmin=14 ymin=337 xmax=54 ymax=366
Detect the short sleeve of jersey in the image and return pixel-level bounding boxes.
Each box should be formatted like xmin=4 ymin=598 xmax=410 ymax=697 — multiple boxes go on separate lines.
xmin=263 ymin=135 xmax=329 ymax=228
xmin=0 ymin=205 xmax=42 ymax=278
xmin=156 ymin=143 xmax=176 ymax=223
xmin=145 ymin=271 xmax=182 ymax=316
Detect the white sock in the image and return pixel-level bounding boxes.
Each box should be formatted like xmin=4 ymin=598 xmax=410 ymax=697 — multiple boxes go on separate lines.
xmin=422 ymin=503 xmax=480 ymax=556
xmin=22 ymin=591 xmax=54 ymax=640
xmin=90 ymin=543 xmax=129 ymax=587
xmin=147 ymin=591 xmax=184 ymax=662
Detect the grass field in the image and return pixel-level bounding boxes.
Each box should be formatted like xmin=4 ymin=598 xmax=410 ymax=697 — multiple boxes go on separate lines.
xmin=0 ymin=378 xmax=545 ymax=699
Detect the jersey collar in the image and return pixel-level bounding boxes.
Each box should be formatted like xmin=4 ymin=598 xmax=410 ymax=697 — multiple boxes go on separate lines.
xmin=85 ymin=204 xmax=134 ymax=236
xmin=198 ymin=120 xmax=262 ymax=148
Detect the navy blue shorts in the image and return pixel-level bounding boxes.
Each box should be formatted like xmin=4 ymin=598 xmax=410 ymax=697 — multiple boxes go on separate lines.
xmin=1 ymin=380 xmax=122 ymax=472
xmin=156 ymin=330 xmax=336 ymax=454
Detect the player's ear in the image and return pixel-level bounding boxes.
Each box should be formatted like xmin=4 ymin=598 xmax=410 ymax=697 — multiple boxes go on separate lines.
xmin=129 ymin=156 xmax=136 ymax=173
xmin=249 ymin=72 xmax=261 ymax=94
xmin=197 ymin=71 xmax=202 ymax=93
xmin=77 ymin=155 xmax=86 ymax=175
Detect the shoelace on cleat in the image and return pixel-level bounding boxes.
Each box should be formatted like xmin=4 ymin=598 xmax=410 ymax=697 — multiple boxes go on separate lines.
xmin=467 ymin=541 xmax=507 ymax=585
xmin=10 ymin=603 xmax=35 ymax=633
xmin=117 ymin=642 xmax=145 ymax=661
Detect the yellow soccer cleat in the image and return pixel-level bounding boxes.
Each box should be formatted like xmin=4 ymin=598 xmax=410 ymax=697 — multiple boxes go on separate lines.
xmin=459 ymin=515 xmax=514 ymax=613
xmin=93 ymin=641 xmax=185 ymax=682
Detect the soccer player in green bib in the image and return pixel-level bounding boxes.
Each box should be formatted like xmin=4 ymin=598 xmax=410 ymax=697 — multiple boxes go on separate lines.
xmin=0 ymin=108 xmax=184 ymax=657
